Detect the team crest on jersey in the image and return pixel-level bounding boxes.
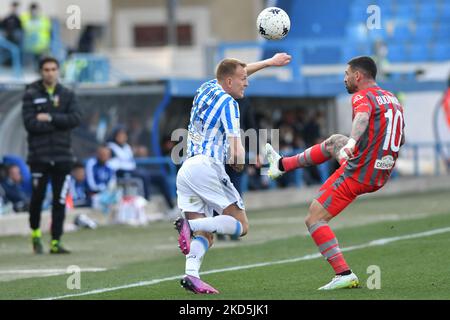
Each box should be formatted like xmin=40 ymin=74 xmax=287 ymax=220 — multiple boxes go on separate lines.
xmin=353 ymin=94 xmax=364 ymax=104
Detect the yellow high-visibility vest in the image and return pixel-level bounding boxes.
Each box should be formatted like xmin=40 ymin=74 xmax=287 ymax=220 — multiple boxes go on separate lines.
xmin=20 ymin=12 xmax=51 ymax=54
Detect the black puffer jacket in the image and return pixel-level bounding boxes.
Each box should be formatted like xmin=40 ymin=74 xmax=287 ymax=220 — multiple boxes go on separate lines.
xmin=22 ymin=80 xmax=82 ymax=164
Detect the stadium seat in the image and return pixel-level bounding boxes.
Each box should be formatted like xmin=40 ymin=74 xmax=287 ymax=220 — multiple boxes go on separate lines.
xmin=395 ymin=5 xmax=415 ymax=21
xmin=367 ymin=26 xmax=388 ymax=41
xmin=349 ymin=5 xmax=370 ymax=23
xmin=391 ymin=23 xmax=413 ymax=41
xmin=409 ymin=44 xmax=430 ymax=62
xmin=414 ymin=23 xmax=435 ymax=42
xmin=441 ymin=4 xmax=450 ymax=19
xmin=416 ymin=3 xmax=439 ymax=23
xmin=302 ymin=45 xmax=341 ymax=65
xmin=345 ymin=23 xmax=368 ymax=42
xmin=387 ymin=43 xmax=408 ymax=62
xmin=341 ymin=45 xmax=358 ymax=63
xmin=435 ymin=23 xmax=450 ymax=41
xmin=430 ymin=43 xmax=450 ymax=61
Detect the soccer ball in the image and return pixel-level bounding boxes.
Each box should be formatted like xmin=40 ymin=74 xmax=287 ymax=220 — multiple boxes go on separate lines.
xmin=256 ymin=7 xmax=291 ymax=40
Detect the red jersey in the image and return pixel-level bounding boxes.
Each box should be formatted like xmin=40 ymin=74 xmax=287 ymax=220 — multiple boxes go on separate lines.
xmin=345 ymin=86 xmax=405 ymax=187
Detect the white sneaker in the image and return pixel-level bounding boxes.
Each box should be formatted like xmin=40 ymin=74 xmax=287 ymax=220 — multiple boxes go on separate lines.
xmin=318 ymin=272 xmax=359 ymax=290
xmin=265 ymin=143 xmax=284 ymax=179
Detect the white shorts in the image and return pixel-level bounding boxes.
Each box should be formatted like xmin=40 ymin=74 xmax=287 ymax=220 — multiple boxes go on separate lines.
xmin=176 ymin=154 xmax=245 ymax=217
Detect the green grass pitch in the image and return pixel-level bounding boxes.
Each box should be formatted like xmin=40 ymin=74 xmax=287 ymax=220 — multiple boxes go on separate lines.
xmin=0 ymin=190 xmax=449 ymax=300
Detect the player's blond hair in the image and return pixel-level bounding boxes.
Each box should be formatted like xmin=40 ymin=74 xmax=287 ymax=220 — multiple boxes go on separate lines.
xmin=215 ymin=58 xmax=247 ymax=81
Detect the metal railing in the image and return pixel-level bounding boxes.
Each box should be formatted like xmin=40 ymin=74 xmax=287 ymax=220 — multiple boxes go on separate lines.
xmin=63 ymin=53 xmax=110 ymax=83
xmin=0 ymin=36 xmax=22 ymax=78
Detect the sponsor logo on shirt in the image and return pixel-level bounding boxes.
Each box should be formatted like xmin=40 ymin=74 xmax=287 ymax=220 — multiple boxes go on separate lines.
xmin=374 ymin=155 xmax=395 ymax=170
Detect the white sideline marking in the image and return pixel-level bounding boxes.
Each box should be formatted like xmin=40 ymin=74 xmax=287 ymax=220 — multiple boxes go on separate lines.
xmin=0 ymin=268 xmax=106 ymax=274
xmin=39 ymin=226 xmax=450 ymax=300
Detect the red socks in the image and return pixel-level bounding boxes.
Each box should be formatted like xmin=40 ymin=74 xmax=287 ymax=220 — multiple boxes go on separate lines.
xmin=281 ymin=142 xmax=331 ymax=172
xmin=280 ymin=154 xmax=300 ymax=172
xmin=308 ymin=221 xmax=350 ymax=275
xmin=309 ymin=143 xmax=330 ymax=164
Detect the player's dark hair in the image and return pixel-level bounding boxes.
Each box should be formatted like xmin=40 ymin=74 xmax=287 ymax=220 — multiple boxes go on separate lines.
xmin=216 ymin=58 xmax=247 ymax=81
xmin=39 ymin=56 xmax=59 ymax=70
xmin=347 ymin=56 xmax=377 ymax=80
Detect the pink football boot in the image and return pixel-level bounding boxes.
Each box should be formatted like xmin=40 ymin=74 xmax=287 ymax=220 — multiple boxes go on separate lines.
xmin=173 ymin=217 xmax=192 ymax=255
xmin=180 ymin=275 xmax=219 ymax=294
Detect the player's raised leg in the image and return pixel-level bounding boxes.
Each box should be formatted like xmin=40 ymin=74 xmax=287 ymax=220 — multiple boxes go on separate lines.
xmin=305 ymin=200 xmax=358 ymax=290
xmin=175 ymin=203 xmax=248 ymax=253
xmin=265 ymin=134 xmax=349 ymax=178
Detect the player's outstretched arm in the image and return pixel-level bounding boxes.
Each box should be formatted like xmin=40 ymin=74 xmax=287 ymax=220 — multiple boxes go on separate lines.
xmin=339 ymin=112 xmax=370 ymax=160
xmin=246 ymin=53 xmax=291 ymax=77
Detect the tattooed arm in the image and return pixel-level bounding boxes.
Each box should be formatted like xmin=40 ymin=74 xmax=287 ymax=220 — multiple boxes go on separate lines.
xmin=339 ymin=112 xmax=370 ymax=160
xmin=350 ymin=112 xmax=370 ymax=142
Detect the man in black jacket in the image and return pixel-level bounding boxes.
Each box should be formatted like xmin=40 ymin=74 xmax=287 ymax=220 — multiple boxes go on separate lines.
xmin=22 ymin=56 xmax=82 ymax=254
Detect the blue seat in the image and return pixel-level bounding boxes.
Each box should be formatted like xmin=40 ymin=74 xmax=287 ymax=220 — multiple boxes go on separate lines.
xmin=391 ymin=23 xmax=413 ymax=41
xmin=341 ymin=46 xmax=358 ymax=63
xmin=367 ymin=25 xmax=388 ymax=41
xmin=349 ymin=5 xmax=370 ymax=23
xmin=431 ymin=43 xmax=450 ymax=61
xmin=345 ymin=23 xmax=368 ymax=41
xmin=341 ymin=42 xmax=372 ymax=63
xmin=435 ymin=23 xmax=450 ymax=41
xmin=416 ymin=2 xmax=439 ymax=22
xmin=395 ymin=5 xmax=415 ymax=21
xmin=409 ymin=44 xmax=430 ymax=62
xmin=302 ymin=46 xmax=341 ymax=65
xmin=387 ymin=43 xmax=408 ymax=62
xmin=441 ymin=4 xmax=450 ymax=19
xmin=414 ymin=23 xmax=434 ymax=41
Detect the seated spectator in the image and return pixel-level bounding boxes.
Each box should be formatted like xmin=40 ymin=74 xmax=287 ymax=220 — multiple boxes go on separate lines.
xmin=86 ymin=145 xmax=116 ymax=194
xmin=69 ymin=162 xmax=90 ymax=208
xmin=3 ymin=155 xmax=32 ymax=198
xmin=86 ymin=145 xmax=119 ymax=214
xmin=107 ymin=126 xmax=177 ymax=216
xmin=1 ymin=164 xmax=30 ymax=212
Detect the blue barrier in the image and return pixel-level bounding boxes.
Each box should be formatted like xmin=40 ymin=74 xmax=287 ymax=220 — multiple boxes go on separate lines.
xmin=63 ymin=53 xmax=110 ymax=83
xmin=0 ymin=36 xmax=22 ymax=78
xmin=401 ymin=142 xmax=450 ymax=177
xmin=50 ymin=18 xmax=67 ymax=63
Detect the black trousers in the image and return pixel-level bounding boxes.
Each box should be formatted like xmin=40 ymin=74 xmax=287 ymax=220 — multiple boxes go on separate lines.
xmin=29 ymin=162 xmax=72 ymax=241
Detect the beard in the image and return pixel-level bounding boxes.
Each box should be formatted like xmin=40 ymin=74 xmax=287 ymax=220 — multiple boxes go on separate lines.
xmin=345 ymin=82 xmax=357 ymax=94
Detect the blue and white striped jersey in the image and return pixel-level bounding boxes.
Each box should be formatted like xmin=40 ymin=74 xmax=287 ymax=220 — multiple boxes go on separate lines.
xmin=186 ymin=79 xmax=241 ymax=163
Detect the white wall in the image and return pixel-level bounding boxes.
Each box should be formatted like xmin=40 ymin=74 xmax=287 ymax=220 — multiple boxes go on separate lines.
xmin=336 ymin=90 xmax=449 ymax=145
